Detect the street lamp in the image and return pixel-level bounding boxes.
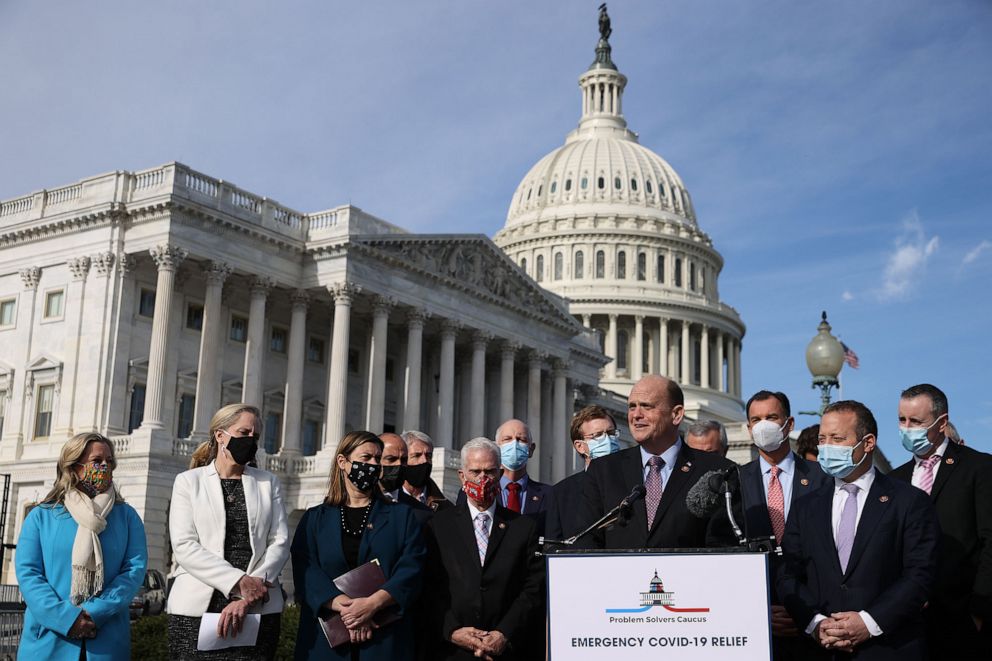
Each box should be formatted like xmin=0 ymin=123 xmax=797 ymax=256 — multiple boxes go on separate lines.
xmin=801 ymin=311 xmax=845 ymax=415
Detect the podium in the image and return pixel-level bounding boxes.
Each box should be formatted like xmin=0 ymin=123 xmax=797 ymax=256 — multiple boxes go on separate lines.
xmin=546 ymin=548 xmax=772 ymax=660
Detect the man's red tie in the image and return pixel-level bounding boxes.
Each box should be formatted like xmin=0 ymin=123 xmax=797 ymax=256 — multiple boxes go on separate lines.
xmin=506 ymin=482 xmax=522 ymax=513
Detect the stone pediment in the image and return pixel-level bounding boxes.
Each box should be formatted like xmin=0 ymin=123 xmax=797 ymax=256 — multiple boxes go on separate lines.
xmin=27 ymin=354 xmax=62 ymax=372
xmin=350 ymin=235 xmax=583 ymax=332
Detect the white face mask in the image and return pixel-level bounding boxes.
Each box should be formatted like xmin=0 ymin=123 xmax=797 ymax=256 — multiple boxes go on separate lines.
xmin=751 ymin=419 xmax=788 ymax=452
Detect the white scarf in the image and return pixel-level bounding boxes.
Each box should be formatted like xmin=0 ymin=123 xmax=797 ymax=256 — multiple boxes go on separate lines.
xmin=64 ymin=486 xmax=115 ymax=605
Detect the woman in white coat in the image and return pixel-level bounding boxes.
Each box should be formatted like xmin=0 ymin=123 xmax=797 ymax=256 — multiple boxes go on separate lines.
xmin=167 ymin=403 xmax=290 ymax=660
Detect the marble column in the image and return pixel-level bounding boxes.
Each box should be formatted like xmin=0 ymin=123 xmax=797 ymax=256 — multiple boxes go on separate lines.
xmin=727 ymin=337 xmax=737 ymax=399
xmin=0 ymin=269 xmax=40 ymax=452
xmin=142 ymin=245 xmax=187 ymax=429
xmin=527 ymin=352 xmax=544 ymax=449
xmin=53 ymin=256 xmax=90 ymax=437
xmin=191 ymin=261 xmax=232 ymax=439
xmin=700 ymin=325 xmax=710 ymax=389
xmin=499 ymin=342 xmax=517 ymax=422
xmin=552 ymin=360 xmax=568 ymax=482
xmin=469 ymin=331 xmax=490 ymax=439
xmin=402 ymin=309 xmax=427 ymax=432
xmin=436 ymin=320 xmax=459 ymax=449
xmin=659 ymin=318 xmax=669 ymax=377
xmin=606 ymin=314 xmax=618 ymax=379
xmin=734 ymin=340 xmax=742 ymax=397
xmin=364 ymin=295 xmax=394 ymax=434
xmin=242 ymin=276 xmax=273 ymax=408
xmin=280 ymin=290 xmax=309 ymax=456
xmin=581 ymin=314 xmax=591 ymax=328
xmin=680 ymin=320 xmax=691 ymax=385
xmin=633 ymin=315 xmax=644 ymax=381
xmin=324 ymin=283 xmax=360 ymax=452
xmin=716 ymin=330 xmax=725 ymax=393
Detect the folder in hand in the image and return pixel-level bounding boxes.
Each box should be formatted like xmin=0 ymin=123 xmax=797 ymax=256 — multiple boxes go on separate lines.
xmin=318 ymin=559 xmax=400 ymax=648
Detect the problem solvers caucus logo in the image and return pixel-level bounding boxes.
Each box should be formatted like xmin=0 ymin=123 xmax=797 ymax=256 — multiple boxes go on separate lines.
xmin=606 ymin=570 xmax=710 ymax=614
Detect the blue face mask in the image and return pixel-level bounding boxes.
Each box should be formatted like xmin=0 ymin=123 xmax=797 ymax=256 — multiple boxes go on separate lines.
xmin=500 ymin=440 xmax=530 ymax=471
xmin=899 ymin=415 xmax=944 ymax=456
xmin=586 ymin=432 xmax=620 ymax=460
xmin=817 ymin=439 xmax=867 ymax=479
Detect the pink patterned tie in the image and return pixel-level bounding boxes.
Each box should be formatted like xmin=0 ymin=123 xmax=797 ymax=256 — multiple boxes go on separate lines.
xmin=918 ymin=454 xmax=941 ymax=495
xmin=767 ymin=466 xmax=786 ymax=544
xmin=474 ymin=513 xmax=490 ymax=565
xmin=645 ymin=456 xmax=664 ymax=530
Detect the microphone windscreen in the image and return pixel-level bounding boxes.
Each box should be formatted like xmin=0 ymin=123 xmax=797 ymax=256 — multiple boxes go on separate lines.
xmin=686 ymin=469 xmax=724 ymax=518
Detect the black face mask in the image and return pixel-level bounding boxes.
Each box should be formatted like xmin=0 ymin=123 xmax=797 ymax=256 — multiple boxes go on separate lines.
xmin=403 ymin=463 xmax=432 ymax=488
xmin=348 ymin=461 xmax=381 ymax=492
xmin=379 ymin=465 xmax=404 ymax=492
xmin=225 ymin=435 xmax=259 ymax=465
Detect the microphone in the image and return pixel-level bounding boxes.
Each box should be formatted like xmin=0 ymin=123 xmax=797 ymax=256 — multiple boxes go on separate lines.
xmin=620 ymin=484 xmax=646 ymax=510
xmin=685 ymin=469 xmax=726 ymax=518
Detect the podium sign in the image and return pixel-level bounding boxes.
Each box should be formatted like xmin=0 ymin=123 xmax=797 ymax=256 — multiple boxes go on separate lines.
xmin=547 ymin=551 xmax=771 ymax=660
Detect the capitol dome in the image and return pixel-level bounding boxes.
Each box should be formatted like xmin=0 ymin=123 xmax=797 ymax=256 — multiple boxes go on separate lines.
xmin=494 ymin=10 xmax=746 ymax=423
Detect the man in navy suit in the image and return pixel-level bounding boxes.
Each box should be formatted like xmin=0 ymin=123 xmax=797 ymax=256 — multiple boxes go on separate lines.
xmin=890 ymin=383 xmax=992 ymax=660
xmin=545 ymin=405 xmax=620 ymax=542
xmin=778 ymin=400 xmax=940 ymax=660
xmin=456 ymin=419 xmax=550 ymax=533
xmin=737 ymin=390 xmax=828 ymax=659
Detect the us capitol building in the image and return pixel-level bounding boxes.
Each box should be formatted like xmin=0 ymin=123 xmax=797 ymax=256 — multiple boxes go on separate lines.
xmin=0 ymin=19 xmax=745 ymax=581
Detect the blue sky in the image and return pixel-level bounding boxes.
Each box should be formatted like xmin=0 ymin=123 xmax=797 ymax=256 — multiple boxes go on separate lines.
xmin=1 ymin=1 xmax=990 ymax=458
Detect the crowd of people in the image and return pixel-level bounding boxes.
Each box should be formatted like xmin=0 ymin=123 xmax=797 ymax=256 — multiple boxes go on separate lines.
xmin=13 ymin=377 xmax=990 ymax=660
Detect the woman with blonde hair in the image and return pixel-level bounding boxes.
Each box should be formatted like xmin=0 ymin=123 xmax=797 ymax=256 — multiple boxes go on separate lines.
xmin=16 ymin=432 xmax=147 ymax=660
xmin=167 ymin=403 xmax=290 ymax=659
xmin=292 ymin=430 xmax=426 ymax=661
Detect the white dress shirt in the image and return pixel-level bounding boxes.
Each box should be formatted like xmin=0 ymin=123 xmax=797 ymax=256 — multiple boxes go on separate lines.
xmin=806 ymin=466 xmax=882 ymax=638
xmin=639 ymin=439 xmax=682 ymax=486
xmin=911 ymin=438 xmax=949 ymax=490
xmin=466 ymin=497 xmax=497 ymax=537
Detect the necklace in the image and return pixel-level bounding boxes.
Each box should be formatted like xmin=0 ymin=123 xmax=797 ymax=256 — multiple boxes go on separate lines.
xmin=340 ymin=502 xmax=373 ymax=536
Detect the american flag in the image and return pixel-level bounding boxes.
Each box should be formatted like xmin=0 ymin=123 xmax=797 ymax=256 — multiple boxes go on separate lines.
xmin=841 ymin=342 xmax=860 ymax=369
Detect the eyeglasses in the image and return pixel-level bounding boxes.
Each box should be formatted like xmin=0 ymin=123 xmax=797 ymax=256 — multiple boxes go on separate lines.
xmin=583 ymin=430 xmax=620 ymax=442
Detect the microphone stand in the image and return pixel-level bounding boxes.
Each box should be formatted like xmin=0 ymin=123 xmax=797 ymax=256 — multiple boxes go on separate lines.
xmin=540 ymin=498 xmax=635 ymax=548
xmin=726 ymin=466 xmax=780 ymax=556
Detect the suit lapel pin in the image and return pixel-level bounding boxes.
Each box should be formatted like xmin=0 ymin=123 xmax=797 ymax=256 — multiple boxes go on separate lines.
xmin=946 ymin=457 xmax=955 ymax=465
xmin=879 ymin=495 xmax=889 ymax=503
xmin=531 ymin=495 xmax=539 ymax=501
xmin=681 ymin=465 xmax=691 ymax=472
xmin=498 ymin=522 xmax=507 ymax=529
xmin=800 ymin=478 xmax=810 ymax=486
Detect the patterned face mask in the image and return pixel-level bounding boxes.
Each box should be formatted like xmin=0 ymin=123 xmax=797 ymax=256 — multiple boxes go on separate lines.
xmin=463 ymin=474 xmax=498 ymax=507
xmin=347 ymin=461 xmax=381 ymax=492
xmin=78 ymin=461 xmax=112 ymax=496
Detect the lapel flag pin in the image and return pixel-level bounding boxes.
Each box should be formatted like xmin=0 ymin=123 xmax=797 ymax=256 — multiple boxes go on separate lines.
xmin=879 ymin=495 xmax=889 ymax=503
xmin=681 ymin=465 xmax=690 ymax=472
xmin=800 ymin=478 xmax=809 ymax=486
xmin=498 ymin=522 xmax=507 ymax=529
xmin=946 ymin=457 xmax=955 ymax=465
xmin=531 ymin=495 xmax=538 ymax=501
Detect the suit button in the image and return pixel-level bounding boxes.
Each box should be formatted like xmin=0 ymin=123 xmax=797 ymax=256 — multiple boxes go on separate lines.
xmin=840 ymin=584 xmax=848 ymax=591
xmin=479 ymin=587 xmax=487 ymax=592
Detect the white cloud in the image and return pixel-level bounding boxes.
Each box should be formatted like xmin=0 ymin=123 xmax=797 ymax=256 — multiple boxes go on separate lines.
xmin=963 ymin=240 xmax=991 ymax=265
xmin=842 ymin=290 xmax=855 ymax=301
xmin=877 ymin=211 xmax=939 ymax=300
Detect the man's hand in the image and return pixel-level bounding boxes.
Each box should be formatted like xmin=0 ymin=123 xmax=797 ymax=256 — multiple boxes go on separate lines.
xmin=451 ymin=627 xmax=492 ymax=659
xmin=68 ymin=611 xmax=96 ymax=639
xmin=822 ymin=611 xmax=870 ymax=650
xmin=814 ymin=618 xmax=846 ymax=650
xmin=478 ymin=630 xmax=509 ymax=656
xmin=770 ymin=605 xmax=799 ymax=637
xmin=217 ymin=599 xmax=249 ymax=638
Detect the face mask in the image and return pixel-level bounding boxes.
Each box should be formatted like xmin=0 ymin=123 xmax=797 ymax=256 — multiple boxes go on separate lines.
xmin=78 ymin=462 xmax=112 ymax=496
xmin=347 ymin=461 xmax=381 ymax=492
xmin=223 ymin=433 xmax=259 ymax=466
xmin=899 ymin=415 xmax=945 ymax=456
xmin=403 ymin=463 xmax=432 ymax=488
xmin=462 ymin=474 xmax=498 ymax=507
xmin=586 ymin=432 xmax=620 ymax=459
xmin=751 ymin=419 xmax=788 ymax=453
xmin=817 ymin=439 xmax=866 ymax=479
xmin=379 ymin=465 xmax=404 ymax=492
xmin=500 ymin=441 xmax=530 ymax=471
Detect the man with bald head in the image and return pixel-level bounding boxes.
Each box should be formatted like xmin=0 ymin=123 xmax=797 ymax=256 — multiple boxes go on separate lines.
xmin=579 ymin=375 xmax=735 ymax=549
xmin=379 ymin=432 xmax=430 ymax=513
xmin=456 ymin=419 xmax=550 ymax=531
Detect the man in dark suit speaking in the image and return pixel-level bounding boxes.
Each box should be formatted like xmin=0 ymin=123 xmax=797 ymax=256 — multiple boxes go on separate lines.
xmin=578 ymin=374 xmax=734 ymax=549
xmin=778 ymin=400 xmax=940 ymax=659
xmin=890 ymin=383 xmax=992 ymax=660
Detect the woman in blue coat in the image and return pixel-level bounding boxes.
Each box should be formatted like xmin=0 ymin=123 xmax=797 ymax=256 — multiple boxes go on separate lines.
xmin=15 ymin=432 xmax=148 ymax=661
xmin=292 ymin=431 xmax=426 ymax=660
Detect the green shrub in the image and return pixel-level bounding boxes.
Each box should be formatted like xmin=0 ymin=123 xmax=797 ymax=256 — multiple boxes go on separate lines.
xmin=276 ymin=604 xmax=300 ymax=660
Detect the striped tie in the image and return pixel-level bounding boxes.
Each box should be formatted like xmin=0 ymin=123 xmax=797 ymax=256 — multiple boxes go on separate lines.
xmin=767 ymin=466 xmax=786 ymax=544
xmin=474 ymin=513 xmax=491 ymax=565
xmin=917 ymin=454 xmax=941 ymax=495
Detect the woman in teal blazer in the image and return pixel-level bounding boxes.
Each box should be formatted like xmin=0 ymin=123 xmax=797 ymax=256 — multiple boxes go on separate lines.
xmin=15 ymin=433 xmax=147 ymax=661
xmin=292 ymin=431 xmax=426 ymax=660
